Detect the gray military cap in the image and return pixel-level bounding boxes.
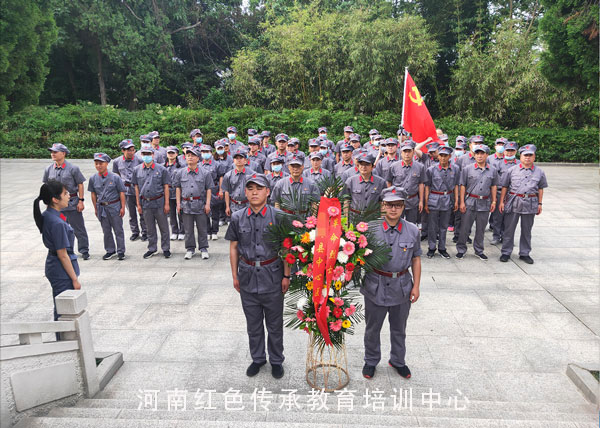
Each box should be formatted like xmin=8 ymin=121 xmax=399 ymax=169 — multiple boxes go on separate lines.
xmin=381 ymin=186 xmax=407 ymax=202
xmin=93 ymin=152 xmax=111 ymax=162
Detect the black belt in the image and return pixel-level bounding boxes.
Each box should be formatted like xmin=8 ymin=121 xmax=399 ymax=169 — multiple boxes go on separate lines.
xmin=48 ymin=249 xmax=74 ymax=256
xmin=100 ymin=199 xmax=120 ymax=206
xmin=241 ymin=256 xmax=279 ymax=267
xmin=141 ymin=194 xmax=164 ymax=201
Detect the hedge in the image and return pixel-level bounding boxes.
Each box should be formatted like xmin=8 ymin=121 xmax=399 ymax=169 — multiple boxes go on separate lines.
xmin=1 ymin=103 xmax=597 ymax=162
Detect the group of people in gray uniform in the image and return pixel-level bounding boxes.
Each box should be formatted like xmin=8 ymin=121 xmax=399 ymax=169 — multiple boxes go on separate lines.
xmin=40 ymin=125 xmax=547 ymax=381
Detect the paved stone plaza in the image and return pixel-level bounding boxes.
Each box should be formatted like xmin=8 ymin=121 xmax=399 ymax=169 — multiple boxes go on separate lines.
xmin=1 ymin=159 xmax=598 ymax=426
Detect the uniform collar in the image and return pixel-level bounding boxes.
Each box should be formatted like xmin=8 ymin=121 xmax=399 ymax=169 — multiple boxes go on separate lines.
xmin=143 ymin=162 xmax=155 ymax=169
xmin=474 ymin=163 xmax=489 ymax=170
xmin=520 ymin=163 xmax=535 ymax=170
xmin=401 ymin=160 xmax=413 ymax=167
xmin=187 ymin=167 xmax=199 ymax=173
xmin=310 ymin=168 xmax=322 ymax=174
xmin=54 ymin=162 xmax=66 ymax=169
xmin=246 ymin=205 xmax=268 ymax=217
xmin=289 ymin=176 xmax=303 ymax=184
xmin=234 ymin=167 xmax=246 ymax=175
xmin=202 ymin=159 xmax=212 ymax=165
xmin=387 ymin=153 xmax=399 ymax=161
xmin=438 ymin=163 xmax=451 ymax=170
xmin=359 ymin=174 xmax=374 ymax=183
xmin=504 ymin=159 xmax=516 ymax=164
xmin=494 ymin=153 xmax=502 ymax=159
xmin=98 ymin=171 xmax=108 ymax=177
xmin=469 ymin=152 xmax=474 ymax=158
xmin=382 ymin=219 xmax=402 ymax=233
xmin=271 ymin=171 xmax=282 ymax=177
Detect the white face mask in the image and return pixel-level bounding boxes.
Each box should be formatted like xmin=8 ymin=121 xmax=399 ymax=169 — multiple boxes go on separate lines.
xmin=227 ymin=133 xmax=236 ymax=140
xmin=319 ymin=133 xmax=327 ymax=139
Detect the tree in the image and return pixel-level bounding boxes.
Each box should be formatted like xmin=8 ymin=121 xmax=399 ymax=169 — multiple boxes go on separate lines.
xmin=0 ymin=0 xmax=57 ymax=118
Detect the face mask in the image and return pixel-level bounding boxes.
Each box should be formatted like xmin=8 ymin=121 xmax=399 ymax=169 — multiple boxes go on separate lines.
xmin=201 ymin=153 xmax=211 ymax=160
xmin=195 ymin=137 xmax=203 ymax=144
xmin=495 ymin=145 xmax=505 ymax=154
xmin=455 ymin=150 xmax=464 ymax=157
xmin=373 ymin=140 xmax=379 ymax=146
xmin=142 ymin=155 xmax=153 ymax=164
xmin=319 ymin=133 xmax=327 ymax=139
xmin=505 ymin=154 xmax=515 ymax=160
xmin=271 ymin=164 xmax=283 ymax=172
xmin=227 ymin=134 xmax=236 ymax=140
xmin=216 ymin=149 xmax=225 ymax=155
xmin=319 ymin=149 xmax=327 ymax=156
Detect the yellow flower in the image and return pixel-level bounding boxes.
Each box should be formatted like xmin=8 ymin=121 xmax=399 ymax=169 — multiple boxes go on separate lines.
xmin=300 ymin=232 xmax=311 ymax=244
xmin=329 ymin=297 xmax=335 ymax=303
xmin=342 ymin=320 xmax=351 ymax=328
xmin=306 ymin=281 xmax=313 ymax=291
xmin=334 ymin=280 xmax=342 ymax=290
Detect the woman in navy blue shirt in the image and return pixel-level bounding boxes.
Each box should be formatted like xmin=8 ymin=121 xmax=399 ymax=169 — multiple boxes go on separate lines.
xmin=34 ymin=180 xmax=81 ymax=320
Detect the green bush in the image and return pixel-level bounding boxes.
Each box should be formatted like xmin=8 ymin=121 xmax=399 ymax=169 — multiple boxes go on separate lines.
xmin=1 ymin=104 xmax=597 ymax=162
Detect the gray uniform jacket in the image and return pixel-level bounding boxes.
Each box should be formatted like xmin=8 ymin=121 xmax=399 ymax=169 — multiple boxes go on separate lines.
xmin=43 ymin=161 xmax=86 ymax=211
xmin=303 ymin=167 xmax=332 ymax=185
xmin=87 ymin=171 xmax=126 ymax=218
xmin=222 ymin=167 xmax=256 ymax=206
xmin=131 ymin=162 xmax=171 ymax=209
xmin=386 ymin=160 xmax=425 ymax=210
xmin=225 ymin=205 xmax=284 ymax=294
xmin=502 ymin=164 xmax=548 ymax=214
xmin=271 ymin=176 xmax=320 ymax=206
xmin=344 ymin=174 xmax=386 ymax=212
xmin=374 ymin=154 xmax=399 ymax=180
xmin=112 ymin=155 xmax=142 ymax=196
xmin=174 ymin=167 xmax=212 ymax=214
xmin=459 ymin=163 xmax=498 ymax=211
xmin=361 ymin=219 xmax=421 ymax=306
xmin=334 ymin=161 xmax=354 ymax=178
xmin=425 ymin=164 xmax=459 ymax=211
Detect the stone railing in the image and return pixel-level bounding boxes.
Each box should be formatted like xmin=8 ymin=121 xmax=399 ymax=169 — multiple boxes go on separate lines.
xmin=0 ymin=290 xmax=100 ymax=427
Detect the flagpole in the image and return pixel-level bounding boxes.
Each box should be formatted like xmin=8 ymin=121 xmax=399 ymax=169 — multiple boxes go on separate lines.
xmin=400 ymin=67 xmax=408 ymax=128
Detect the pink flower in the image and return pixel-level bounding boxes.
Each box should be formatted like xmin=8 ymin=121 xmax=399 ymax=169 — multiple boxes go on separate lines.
xmin=345 ymin=305 xmax=356 ymax=316
xmin=343 ymin=241 xmax=355 ymax=256
xmin=344 ymin=270 xmax=353 ymax=282
xmin=292 ymin=220 xmax=304 ymax=228
xmin=356 ymin=222 xmax=369 ymax=232
xmin=323 ymin=305 xmax=330 ymax=318
xmin=291 ymin=245 xmax=305 ymax=253
xmin=327 ymin=206 xmax=340 ymax=217
xmin=297 ymin=310 xmax=304 ymax=320
xmin=333 ymin=265 xmax=344 ymax=279
xmin=358 ymin=234 xmax=368 ymax=249
xmin=333 ymin=297 xmax=344 ymax=306
xmin=305 ymin=216 xmax=318 ymax=229
xmin=329 ymin=319 xmax=342 ymax=332
xmin=345 ymin=230 xmax=357 ymax=241
xmin=364 ymin=248 xmax=373 ymax=256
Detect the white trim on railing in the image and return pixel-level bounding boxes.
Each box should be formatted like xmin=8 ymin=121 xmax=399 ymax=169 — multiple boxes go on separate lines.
xmin=0 ymin=321 xmax=76 ymax=336
xmin=0 ymin=340 xmax=79 ymax=361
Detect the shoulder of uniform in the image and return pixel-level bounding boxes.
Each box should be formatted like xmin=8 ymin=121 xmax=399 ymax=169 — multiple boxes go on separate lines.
xmin=402 ymin=219 xmax=419 ymax=235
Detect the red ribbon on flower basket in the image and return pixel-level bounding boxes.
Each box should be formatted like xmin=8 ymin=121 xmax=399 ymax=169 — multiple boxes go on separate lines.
xmin=311 ymin=197 xmax=342 ymax=346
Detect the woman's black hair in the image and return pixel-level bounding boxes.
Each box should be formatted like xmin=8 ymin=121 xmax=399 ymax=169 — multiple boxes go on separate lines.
xmin=34 ymin=180 xmax=66 ymax=233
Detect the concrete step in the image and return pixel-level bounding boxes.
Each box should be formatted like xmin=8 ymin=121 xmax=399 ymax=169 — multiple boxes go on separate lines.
xmin=47 ymin=405 xmax=599 ymax=424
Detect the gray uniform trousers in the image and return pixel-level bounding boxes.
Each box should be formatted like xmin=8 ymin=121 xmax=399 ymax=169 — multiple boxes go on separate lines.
xmin=364 ymin=296 xmax=411 ymax=367
xmin=63 ymin=210 xmax=89 ymax=254
xmin=403 ymin=208 xmax=418 ymax=224
xmin=456 ymin=209 xmax=488 ymax=255
xmin=100 ymin=212 xmax=125 ymax=254
xmin=427 ymin=209 xmax=451 ymax=251
xmin=126 ymin=194 xmax=146 ymax=235
xmin=489 ymin=192 xmax=504 ymax=240
xmin=240 ymin=289 xmax=285 ymax=365
xmin=142 ymin=207 xmax=170 ymax=252
xmin=501 ymin=212 xmax=535 ymax=257
xmin=168 ymin=199 xmax=184 ymax=235
xmin=182 ymin=212 xmax=208 ymax=251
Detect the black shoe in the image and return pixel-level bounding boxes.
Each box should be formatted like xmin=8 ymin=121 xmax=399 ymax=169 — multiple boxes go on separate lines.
xmin=102 ymin=252 xmax=116 ymax=260
xmin=81 ymin=252 xmax=90 ymax=260
xmin=439 ymin=250 xmax=450 ymax=259
xmin=420 ymin=235 xmax=428 ymax=241
xmin=476 ymin=253 xmax=488 ymax=261
xmin=130 ymin=233 xmax=139 ymax=241
xmin=467 ymin=237 xmax=472 ymax=244
xmin=455 ymin=252 xmax=465 ymax=259
xmin=389 ymin=361 xmax=411 ymax=379
xmin=117 ymin=253 xmax=125 ymax=261
xmin=246 ymin=361 xmax=266 ymax=377
xmin=271 ymin=364 xmax=284 ymax=379
xmin=362 ymin=364 xmax=376 ymax=379
xmin=519 ymin=255 xmax=534 ymax=264
xmin=452 ymin=236 xmax=458 ymax=243
xmin=426 ymin=249 xmax=436 ymax=258
xmin=499 ymin=254 xmax=510 ymax=262
xmin=140 ymin=234 xmax=148 ymax=242
xmin=163 ymin=250 xmax=171 ymax=258
xmin=143 ymin=250 xmax=157 ymax=259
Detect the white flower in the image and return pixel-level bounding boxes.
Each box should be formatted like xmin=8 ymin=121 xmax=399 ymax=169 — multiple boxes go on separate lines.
xmin=296 ymin=297 xmax=308 ymax=310
xmin=364 ymin=249 xmax=373 ymax=256
xmin=328 ymin=287 xmax=334 ymax=296
xmin=339 ymin=238 xmax=346 ymax=248
xmin=337 ymin=252 xmax=349 ymax=264
xmin=309 ymin=230 xmax=316 ymax=242
xmin=311 ymin=245 xmax=315 ymax=254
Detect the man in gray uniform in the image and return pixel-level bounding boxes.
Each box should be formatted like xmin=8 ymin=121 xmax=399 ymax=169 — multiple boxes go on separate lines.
xmin=247 ymin=137 xmax=266 ymax=173
xmin=334 ymin=143 xmax=355 ymax=178
xmin=113 ymin=139 xmax=147 ymax=241
xmin=303 ymin=152 xmax=332 ymax=186
xmin=88 ymin=153 xmax=127 ymax=260
xmin=499 ymin=144 xmax=547 ymax=264
xmin=386 ymin=140 xmax=425 ymax=224
xmin=271 ymin=153 xmax=319 ymax=214
xmin=343 ymin=152 xmax=386 ymax=217
xmin=424 ymin=145 xmax=458 ymax=259
xmin=175 ymin=147 xmax=212 ymax=260
xmin=148 ymin=131 xmax=167 ymax=164
xmin=317 ymin=139 xmax=336 ymax=174
xmin=374 ymin=138 xmax=399 ymax=180
xmin=264 ymin=134 xmax=290 ymax=174
xmin=132 ymin=143 xmax=172 ymax=259
xmin=223 ymin=148 xmax=256 ymax=216
xmin=456 ymin=144 xmax=498 ymax=260
xmin=361 ymin=186 xmax=421 ymax=380
xmin=226 ymin=126 xmax=247 ymax=154
xmin=43 ymin=143 xmax=90 ymax=260
xmin=489 ymin=141 xmax=520 ymax=245
xmin=225 ymin=173 xmax=291 ymax=379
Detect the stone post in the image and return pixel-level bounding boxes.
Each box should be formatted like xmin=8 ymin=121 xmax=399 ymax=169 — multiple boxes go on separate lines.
xmin=56 ymin=290 xmax=100 ymax=398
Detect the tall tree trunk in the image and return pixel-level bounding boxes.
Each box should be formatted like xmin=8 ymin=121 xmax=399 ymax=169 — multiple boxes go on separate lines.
xmin=96 ymin=43 xmax=107 ymax=106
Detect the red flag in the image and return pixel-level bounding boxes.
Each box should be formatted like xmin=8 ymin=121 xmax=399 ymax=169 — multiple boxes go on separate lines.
xmin=401 ymin=69 xmax=437 ymax=150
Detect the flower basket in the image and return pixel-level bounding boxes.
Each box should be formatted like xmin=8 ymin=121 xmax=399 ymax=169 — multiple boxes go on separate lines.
xmin=306 ymin=332 xmax=349 ymax=392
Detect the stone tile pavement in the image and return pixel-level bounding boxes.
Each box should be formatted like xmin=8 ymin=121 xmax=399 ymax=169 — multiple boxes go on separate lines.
xmin=1 ymin=159 xmax=598 ymax=409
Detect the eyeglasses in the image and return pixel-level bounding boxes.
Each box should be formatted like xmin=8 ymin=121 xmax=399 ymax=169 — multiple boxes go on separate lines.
xmin=384 ymin=203 xmax=404 ymax=209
